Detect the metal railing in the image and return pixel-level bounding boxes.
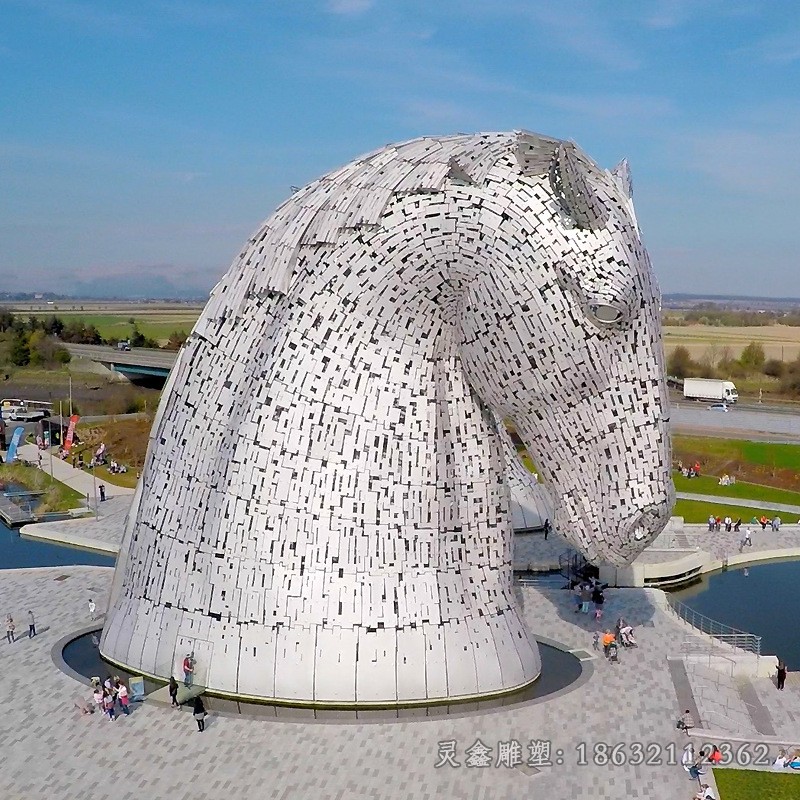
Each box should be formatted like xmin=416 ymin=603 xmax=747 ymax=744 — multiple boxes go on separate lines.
xmin=666 ymin=596 xmax=761 ymax=655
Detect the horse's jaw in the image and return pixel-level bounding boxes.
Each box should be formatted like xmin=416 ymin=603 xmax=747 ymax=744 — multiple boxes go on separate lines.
xmin=513 ymin=392 xmax=675 ymax=568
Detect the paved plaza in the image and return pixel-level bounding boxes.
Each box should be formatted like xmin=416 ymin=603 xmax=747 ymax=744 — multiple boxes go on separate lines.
xmin=5 ymin=454 xmax=800 ymax=798
xmin=2 ymin=557 xmax=799 ymax=800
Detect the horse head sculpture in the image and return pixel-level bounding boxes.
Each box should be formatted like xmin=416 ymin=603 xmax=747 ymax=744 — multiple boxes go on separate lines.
xmin=101 ymin=131 xmax=673 ymax=705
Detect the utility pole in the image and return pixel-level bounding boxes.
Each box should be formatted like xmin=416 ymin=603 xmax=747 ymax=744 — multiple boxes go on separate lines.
xmin=69 ymin=375 xmax=73 ymax=417
xmin=92 ymin=463 xmax=99 ymax=522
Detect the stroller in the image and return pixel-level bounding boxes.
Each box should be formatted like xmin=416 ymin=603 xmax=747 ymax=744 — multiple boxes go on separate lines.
xmin=607 ymin=640 xmax=620 ymax=663
xmin=620 ymin=626 xmax=638 ymax=648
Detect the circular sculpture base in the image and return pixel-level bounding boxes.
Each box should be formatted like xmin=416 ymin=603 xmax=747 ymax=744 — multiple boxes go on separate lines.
xmin=61 ymin=630 xmax=585 ymax=720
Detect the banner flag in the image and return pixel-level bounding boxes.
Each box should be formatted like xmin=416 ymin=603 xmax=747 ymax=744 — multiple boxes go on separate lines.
xmin=64 ymin=414 xmax=80 ymax=453
xmin=5 ymin=426 xmax=25 ymax=462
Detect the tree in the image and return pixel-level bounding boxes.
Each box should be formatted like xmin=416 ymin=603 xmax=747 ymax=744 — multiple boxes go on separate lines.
xmin=764 ymin=358 xmax=785 ymax=378
xmin=164 ymin=330 xmax=188 ymax=351
xmin=10 ymin=334 xmax=30 ymax=366
xmin=667 ymin=346 xmax=695 ymax=379
xmin=739 ymin=341 xmax=766 ymax=372
xmin=0 ymin=307 xmax=14 ymax=332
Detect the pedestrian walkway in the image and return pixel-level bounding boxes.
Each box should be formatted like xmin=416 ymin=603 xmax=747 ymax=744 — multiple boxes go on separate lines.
xmin=21 ymin=495 xmax=132 ymax=554
xmin=16 ymin=444 xmax=135 ymax=502
xmin=677 ymin=491 xmax=800 ymax=515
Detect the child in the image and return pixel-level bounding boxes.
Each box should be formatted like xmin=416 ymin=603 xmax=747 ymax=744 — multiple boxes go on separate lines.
xmin=592 ymin=632 xmax=600 ymax=651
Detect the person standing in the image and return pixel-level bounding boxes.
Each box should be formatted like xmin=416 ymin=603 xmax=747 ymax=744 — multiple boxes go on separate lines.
xmin=591 ymin=584 xmax=605 ymax=620
xmin=707 ymin=514 xmax=715 ymax=532
xmin=27 ymin=610 xmax=35 ymax=638
xmin=739 ymin=529 xmax=752 ymax=552
xmin=116 ymin=680 xmax=130 ymax=715
xmin=5 ymin=615 xmax=15 ymax=644
xmin=169 ymin=676 xmax=180 ymax=708
xmin=777 ymin=660 xmax=787 ymax=691
xmin=192 ymin=695 xmax=207 ymax=732
xmin=93 ymin=684 xmax=105 ymax=715
xmin=543 ymin=519 xmax=550 ymax=540
xmin=103 ymin=689 xmax=116 ymax=721
xmin=99 ymin=484 xmax=106 ymax=502
xmin=88 ymin=598 xmax=97 ymax=620
xmin=183 ymin=653 xmax=194 ymax=687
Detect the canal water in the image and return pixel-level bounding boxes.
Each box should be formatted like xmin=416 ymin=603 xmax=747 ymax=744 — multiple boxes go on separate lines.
xmin=0 ymin=517 xmax=115 ymax=569
xmin=670 ymin=558 xmax=800 ymax=670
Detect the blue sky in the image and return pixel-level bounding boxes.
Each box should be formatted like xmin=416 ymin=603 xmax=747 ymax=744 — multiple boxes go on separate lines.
xmin=2 ymin=0 xmax=800 ymax=299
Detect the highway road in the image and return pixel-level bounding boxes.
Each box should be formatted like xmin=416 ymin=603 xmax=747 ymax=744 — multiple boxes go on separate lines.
xmin=672 ymin=404 xmax=800 ymax=442
xmin=64 ymin=343 xmax=177 ymax=369
xmin=61 ymin=344 xmax=800 ymax=442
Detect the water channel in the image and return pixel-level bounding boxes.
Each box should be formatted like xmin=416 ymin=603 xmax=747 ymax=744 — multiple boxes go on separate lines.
xmin=0 ymin=517 xmax=115 ymax=569
xmin=670 ymin=558 xmax=800 ymax=670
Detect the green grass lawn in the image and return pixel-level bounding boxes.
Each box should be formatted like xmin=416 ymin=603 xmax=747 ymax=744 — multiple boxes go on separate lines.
xmin=672 ymin=499 xmax=788 ymax=524
xmin=673 ymin=435 xmax=800 ymax=471
xmin=84 ymin=463 xmax=139 ymax=489
xmin=673 ymin=473 xmax=800 ymax=507
xmin=715 ymin=767 xmax=800 ymax=798
xmin=0 ymin=462 xmax=86 ymax=513
xmin=28 ymin=312 xmax=200 ymax=343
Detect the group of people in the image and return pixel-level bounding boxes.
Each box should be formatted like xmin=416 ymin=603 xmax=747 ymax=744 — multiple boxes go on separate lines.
xmin=572 ymin=578 xmax=606 ymax=619
xmin=5 ymin=611 xmax=36 ymax=643
xmin=705 ymin=511 xmax=784 ymax=535
xmin=677 ymin=461 xmax=702 ymax=479
xmin=91 ymin=676 xmax=131 ymax=720
xmin=593 ymin=617 xmax=637 ymax=662
xmin=168 ymin=675 xmax=207 ymax=731
xmin=771 ymin=748 xmax=800 ymax=770
xmin=679 ymin=741 xmax=720 ymax=798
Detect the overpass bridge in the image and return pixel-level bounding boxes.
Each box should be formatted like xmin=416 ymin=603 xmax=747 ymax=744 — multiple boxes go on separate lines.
xmin=64 ymin=344 xmax=177 ymax=381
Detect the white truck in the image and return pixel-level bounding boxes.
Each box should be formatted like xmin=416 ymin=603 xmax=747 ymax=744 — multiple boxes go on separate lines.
xmin=682 ymin=378 xmax=738 ymax=404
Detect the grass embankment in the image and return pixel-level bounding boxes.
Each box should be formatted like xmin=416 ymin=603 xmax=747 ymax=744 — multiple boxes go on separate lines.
xmin=673 ymin=436 xmax=800 ymax=493
xmin=715 ymin=768 xmax=799 ymax=799
xmin=71 ymin=417 xmax=151 ymax=488
xmin=672 ymin=500 xmax=792 ymax=524
xmin=0 ymin=462 xmax=85 ymax=513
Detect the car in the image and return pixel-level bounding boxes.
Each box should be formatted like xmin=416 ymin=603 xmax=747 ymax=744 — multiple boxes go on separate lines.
xmin=7 ymin=408 xmax=46 ymax=422
xmin=708 ymin=403 xmax=728 ymax=412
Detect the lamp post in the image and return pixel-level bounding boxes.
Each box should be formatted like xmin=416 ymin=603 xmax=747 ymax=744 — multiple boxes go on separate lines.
xmin=92 ymin=462 xmax=99 ymax=522
xmin=69 ymin=375 xmax=73 ymax=417
xmin=59 ymin=399 xmax=64 ymax=449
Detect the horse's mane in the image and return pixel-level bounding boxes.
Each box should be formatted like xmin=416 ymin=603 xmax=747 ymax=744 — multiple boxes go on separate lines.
xmin=204 ymin=129 xmax=630 ymax=333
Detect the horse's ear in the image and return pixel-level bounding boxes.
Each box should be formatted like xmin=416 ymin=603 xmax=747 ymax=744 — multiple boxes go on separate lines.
xmin=549 ymin=142 xmax=609 ymax=230
xmin=514 ymin=129 xmax=561 ymax=176
xmin=611 ymin=158 xmax=633 ymax=199
xmin=447 ymin=158 xmax=476 ymax=185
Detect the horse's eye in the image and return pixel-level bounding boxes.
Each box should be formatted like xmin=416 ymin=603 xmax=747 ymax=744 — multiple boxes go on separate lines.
xmin=588 ymin=303 xmax=623 ymax=325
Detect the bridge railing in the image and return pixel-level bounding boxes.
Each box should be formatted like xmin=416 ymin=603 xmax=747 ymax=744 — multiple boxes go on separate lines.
xmin=666 ymin=595 xmax=761 ymax=656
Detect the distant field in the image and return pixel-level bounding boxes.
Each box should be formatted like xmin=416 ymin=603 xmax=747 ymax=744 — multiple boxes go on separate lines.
xmin=663 ymin=324 xmax=800 ymax=361
xmin=26 ymin=310 xmax=202 ymax=344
